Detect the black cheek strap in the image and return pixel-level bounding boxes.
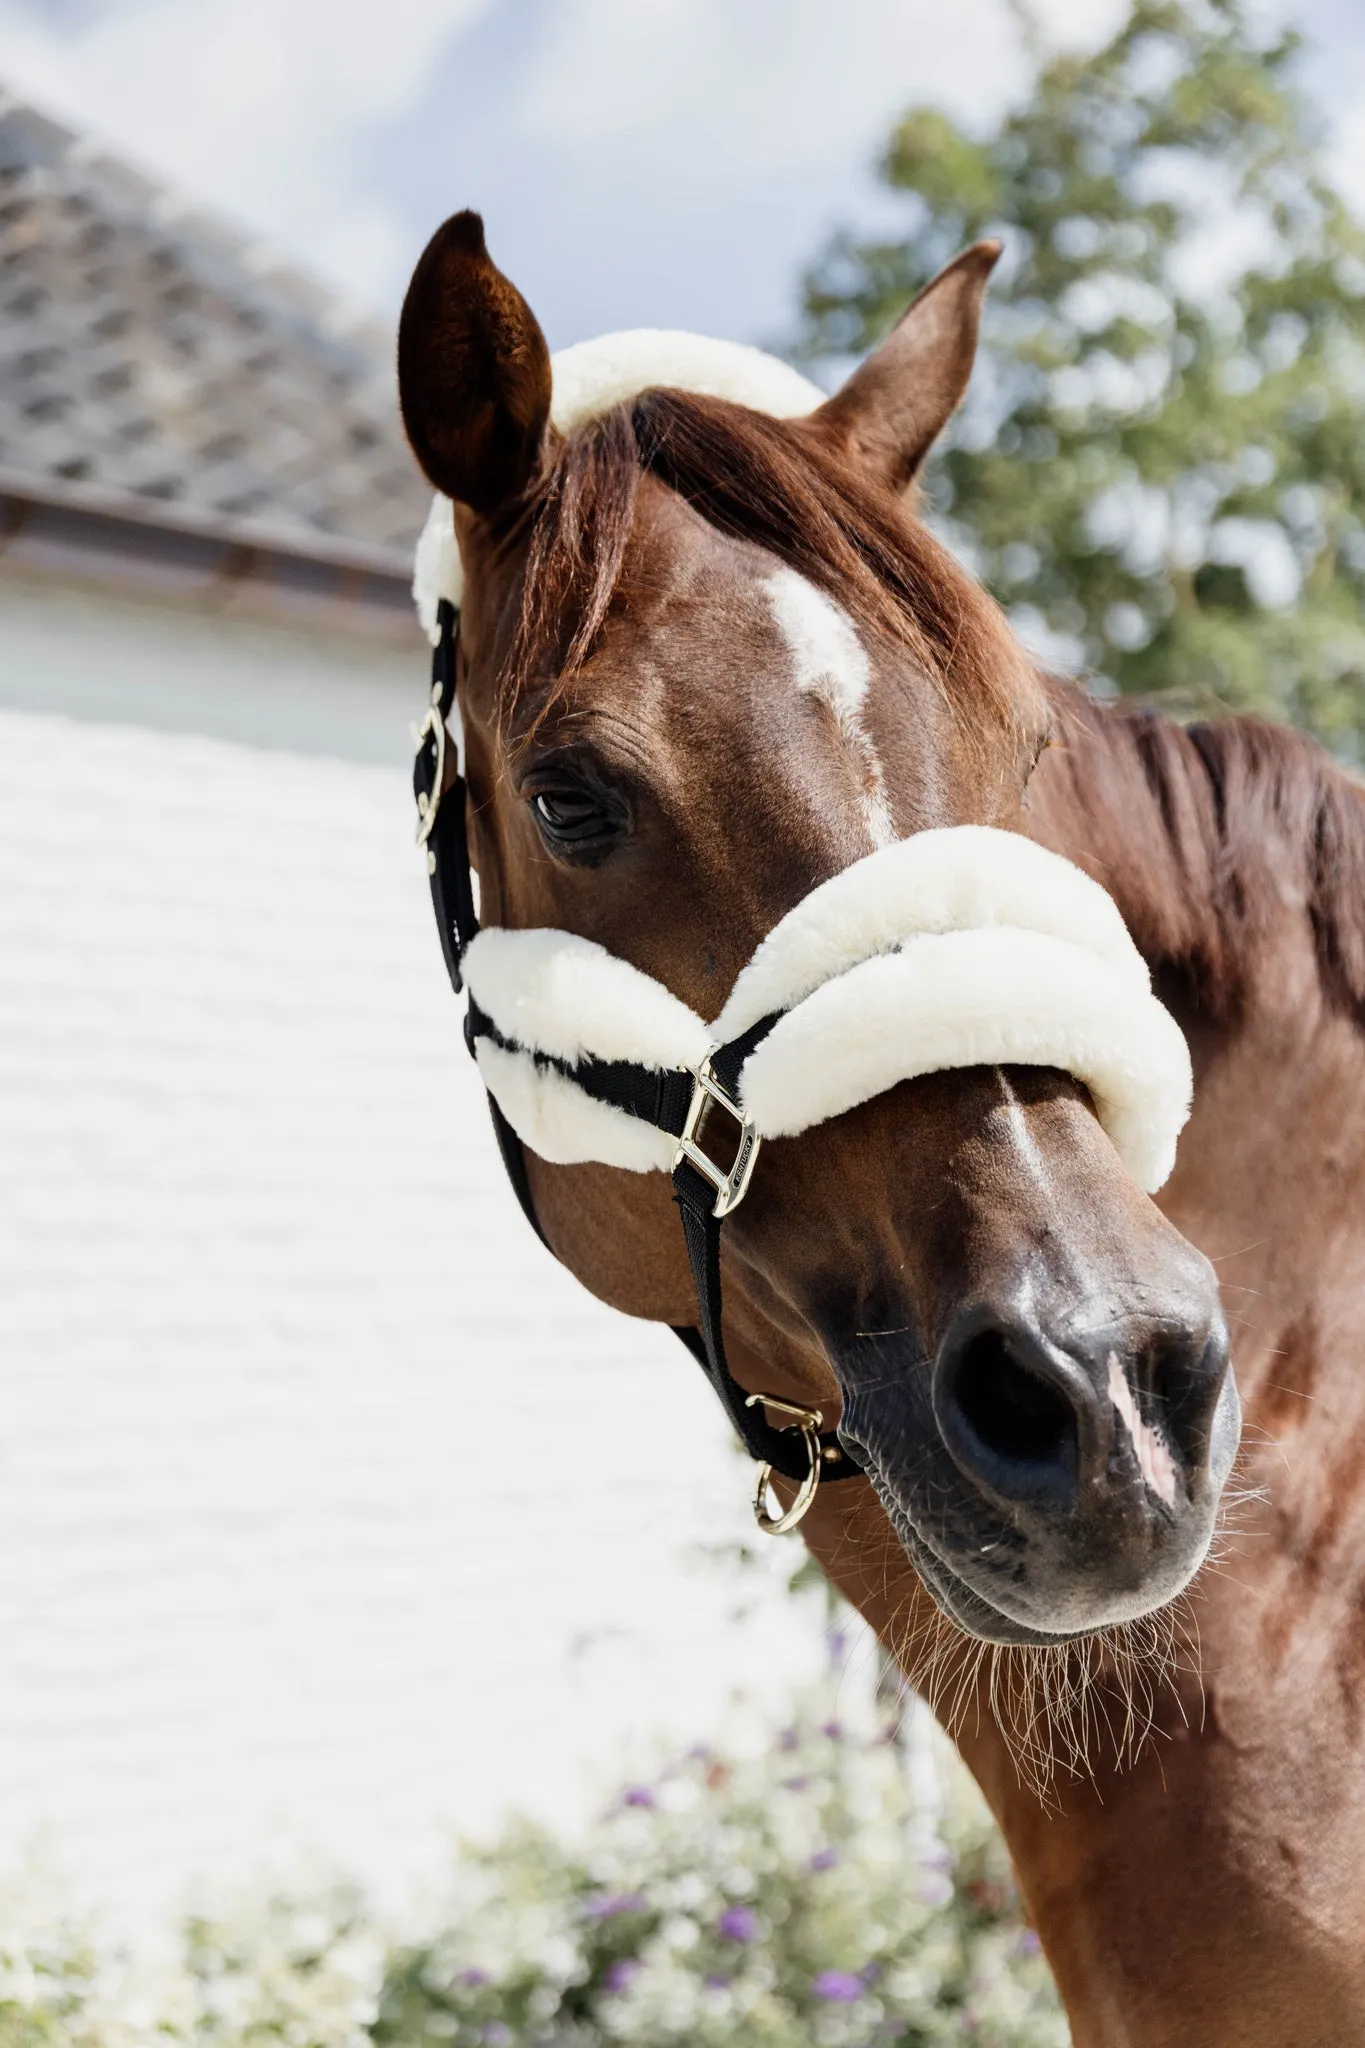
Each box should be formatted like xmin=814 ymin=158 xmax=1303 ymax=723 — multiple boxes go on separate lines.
xmin=415 ymin=599 xmax=863 ymax=1507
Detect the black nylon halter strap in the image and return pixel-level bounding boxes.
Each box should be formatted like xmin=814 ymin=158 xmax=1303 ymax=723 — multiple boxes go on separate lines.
xmin=416 ymin=597 xmax=863 ymax=1493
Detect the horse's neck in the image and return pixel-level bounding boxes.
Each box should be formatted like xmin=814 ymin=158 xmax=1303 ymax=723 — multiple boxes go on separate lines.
xmin=974 ymin=686 xmax=1365 ymax=2044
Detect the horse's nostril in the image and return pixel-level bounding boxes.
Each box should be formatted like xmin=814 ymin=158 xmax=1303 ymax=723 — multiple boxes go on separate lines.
xmin=1149 ymin=1323 xmax=1230 ymax=1463
xmin=940 ymin=1325 xmax=1080 ymax=1504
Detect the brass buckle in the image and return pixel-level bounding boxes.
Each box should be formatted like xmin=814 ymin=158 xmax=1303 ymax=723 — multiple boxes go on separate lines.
xmin=413 ymin=693 xmax=448 ymax=850
xmin=672 ymin=1052 xmax=762 ymax=1220
xmin=747 ymin=1395 xmax=824 ymax=1535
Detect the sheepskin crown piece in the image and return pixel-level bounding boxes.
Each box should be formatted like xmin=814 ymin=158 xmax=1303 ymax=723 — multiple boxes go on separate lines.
xmin=412 ymin=329 xmax=826 ymax=640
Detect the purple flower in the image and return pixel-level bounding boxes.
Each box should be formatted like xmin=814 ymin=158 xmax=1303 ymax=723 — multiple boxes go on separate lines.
xmin=480 ymin=2028 xmax=511 ymax=2046
xmin=1018 ymin=1928 xmax=1042 ymax=1956
xmin=820 ymin=1719 xmax=842 ymax=1740
xmin=809 ymin=1848 xmax=839 ymax=1872
xmin=781 ymin=1775 xmax=810 ymax=1792
xmin=813 ymin=1969 xmax=864 ymax=2002
xmin=778 ymin=1726 xmax=800 ymax=1752
xmin=717 ymin=1904 xmax=758 ymax=1942
xmin=622 ymin=1785 xmax=655 ymax=1809
xmin=602 ymin=1958 xmax=641 ymax=1994
xmin=456 ymin=1966 xmax=491 ymax=1987
xmin=704 ymin=1972 xmax=731 ymax=1991
xmin=584 ymin=1890 xmax=646 ymax=1921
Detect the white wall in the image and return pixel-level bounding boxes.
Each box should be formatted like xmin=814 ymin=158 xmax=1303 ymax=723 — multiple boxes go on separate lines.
xmin=0 ymin=574 xmax=828 ymax=1925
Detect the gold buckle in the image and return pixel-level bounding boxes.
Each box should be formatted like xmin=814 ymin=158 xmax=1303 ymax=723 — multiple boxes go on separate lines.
xmin=747 ymin=1395 xmax=824 ymax=1535
xmin=413 ymin=697 xmax=448 ymax=849
xmin=672 ymin=1052 xmax=762 ymax=1219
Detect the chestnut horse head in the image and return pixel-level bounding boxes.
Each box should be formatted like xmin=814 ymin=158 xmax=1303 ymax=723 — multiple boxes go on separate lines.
xmin=397 ymin=210 xmax=1238 ymax=1648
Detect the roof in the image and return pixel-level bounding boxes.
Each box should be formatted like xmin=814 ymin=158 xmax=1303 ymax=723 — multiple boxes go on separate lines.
xmin=0 ymin=90 xmax=425 ymax=624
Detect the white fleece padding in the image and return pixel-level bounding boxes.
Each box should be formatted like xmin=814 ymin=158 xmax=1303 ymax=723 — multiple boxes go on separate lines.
xmin=464 ymin=926 xmax=711 ymax=1073
xmin=474 ymin=1041 xmax=678 ymax=1173
xmin=549 ymin=331 xmax=823 ymax=436
xmin=412 ymin=331 xmax=825 ymax=641
xmin=714 ymin=826 xmax=1150 ymax=1042
xmin=458 ymin=829 xmax=1193 ymax=1194
xmin=737 ymin=929 xmax=1191 ymax=1194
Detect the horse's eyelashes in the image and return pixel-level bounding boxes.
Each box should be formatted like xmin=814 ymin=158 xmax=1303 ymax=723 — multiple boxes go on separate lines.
xmin=528 ymin=781 xmax=628 ymax=858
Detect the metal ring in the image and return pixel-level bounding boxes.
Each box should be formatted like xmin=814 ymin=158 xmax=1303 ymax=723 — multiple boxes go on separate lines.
xmin=746 ymin=1395 xmax=824 ymax=1535
xmin=413 ymin=706 xmax=447 ymax=847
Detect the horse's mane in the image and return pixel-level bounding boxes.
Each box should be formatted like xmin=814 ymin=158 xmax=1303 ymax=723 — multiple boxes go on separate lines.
xmin=501 ymin=389 xmax=1023 ymax=746
xmin=1048 ymin=687 xmax=1365 ymax=1026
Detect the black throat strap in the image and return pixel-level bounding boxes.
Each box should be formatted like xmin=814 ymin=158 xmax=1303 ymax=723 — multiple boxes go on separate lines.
xmin=415 ymin=599 xmax=863 ymax=1492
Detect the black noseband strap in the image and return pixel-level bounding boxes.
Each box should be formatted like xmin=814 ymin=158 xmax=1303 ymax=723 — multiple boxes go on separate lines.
xmin=416 ymin=599 xmax=862 ymax=1493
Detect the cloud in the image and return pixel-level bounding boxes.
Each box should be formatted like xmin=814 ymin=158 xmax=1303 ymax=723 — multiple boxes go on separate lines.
xmin=0 ymin=0 xmax=492 ymax=304
xmin=516 ymin=0 xmax=1128 ymax=163
xmin=0 ymin=0 xmax=1361 ymax=343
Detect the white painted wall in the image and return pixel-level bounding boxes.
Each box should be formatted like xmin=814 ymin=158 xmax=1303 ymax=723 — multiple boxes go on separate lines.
xmin=0 ymin=574 xmax=827 ymax=1925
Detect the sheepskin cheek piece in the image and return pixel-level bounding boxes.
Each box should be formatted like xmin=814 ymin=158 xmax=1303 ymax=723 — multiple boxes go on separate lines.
xmin=462 ymin=826 xmax=1193 ymax=1196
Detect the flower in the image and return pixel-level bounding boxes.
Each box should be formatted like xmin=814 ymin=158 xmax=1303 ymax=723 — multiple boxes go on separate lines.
xmin=820 ymin=1720 xmax=842 ymax=1740
xmin=717 ymin=1905 xmax=758 ymax=1942
xmin=480 ymin=2027 xmax=511 ymax=2045
xmin=456 ymin=1967 xmax=491 ymax=1987
xmin=809 ymin=1848 xmax=838 ymax=1873
xmin=621 ymin=1785 xmax=655 ymax=1809
xmin=584 ymin=1891 xmax=646 ymax=1921
xmin=1017 ymin=1928 xmax=1042 ymax=1956
xmin=813 ymin=1969 xmax=864 ymax=2002
xmin=602 ymin=1958 xmax=640 ymax=1994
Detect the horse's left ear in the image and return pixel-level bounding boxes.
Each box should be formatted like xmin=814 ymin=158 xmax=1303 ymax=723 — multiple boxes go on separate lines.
xmin=811 ymin=241 xmax=1001 ymax=496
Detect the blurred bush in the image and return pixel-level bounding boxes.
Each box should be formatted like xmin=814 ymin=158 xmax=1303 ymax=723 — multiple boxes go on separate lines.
xmin=0 ymin=1694 xmax=1065 ymax=2046
xmin=799 ymin=0 xmax=1365 ymax=751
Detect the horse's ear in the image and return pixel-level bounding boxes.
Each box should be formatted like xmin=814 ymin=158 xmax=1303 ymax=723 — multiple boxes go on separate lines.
xmin=811 ymin=241 xmax=1001 ymax=496
xmin=398 ymin=209 xmax=553 ymax=515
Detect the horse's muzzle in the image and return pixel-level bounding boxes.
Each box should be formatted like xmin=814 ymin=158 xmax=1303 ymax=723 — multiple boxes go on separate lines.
xmin=839 ymin=1264 xmax=1238 ymax=1645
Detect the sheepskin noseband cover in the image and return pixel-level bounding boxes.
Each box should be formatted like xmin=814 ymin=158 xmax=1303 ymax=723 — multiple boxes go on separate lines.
xmin=462 ymin=825 xmax=1193 ymax=1196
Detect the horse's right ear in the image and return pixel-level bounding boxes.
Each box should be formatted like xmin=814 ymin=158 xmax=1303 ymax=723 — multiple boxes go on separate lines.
xmin=398 ymin=210 xmax=553 ymax=515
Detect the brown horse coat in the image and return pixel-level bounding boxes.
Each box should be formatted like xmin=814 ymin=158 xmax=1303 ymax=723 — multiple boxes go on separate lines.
xmin=399 ymin=211 xmax=1365 ymax=2044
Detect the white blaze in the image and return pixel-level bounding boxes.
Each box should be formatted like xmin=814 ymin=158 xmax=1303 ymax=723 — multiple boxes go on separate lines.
xmin=764 ymin=568 xmax=896 ymax=848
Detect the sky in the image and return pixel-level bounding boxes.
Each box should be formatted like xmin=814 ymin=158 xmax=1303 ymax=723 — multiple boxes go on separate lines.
xmin=1 ymin=0 xmax=1364 ymax=351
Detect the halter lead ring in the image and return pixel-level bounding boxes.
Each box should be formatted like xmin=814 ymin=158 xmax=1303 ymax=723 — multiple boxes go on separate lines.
xmin=748 ymin=1396 xmax=826 ymax=1533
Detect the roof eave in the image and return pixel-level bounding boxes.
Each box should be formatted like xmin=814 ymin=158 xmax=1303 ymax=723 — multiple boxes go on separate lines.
xmin=0 ymin=465 xmax=418 ymax=642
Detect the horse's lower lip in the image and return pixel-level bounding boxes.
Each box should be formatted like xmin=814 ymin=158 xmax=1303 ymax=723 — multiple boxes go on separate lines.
xmin=885 ymin=1497 xmax=1096 ymax=1647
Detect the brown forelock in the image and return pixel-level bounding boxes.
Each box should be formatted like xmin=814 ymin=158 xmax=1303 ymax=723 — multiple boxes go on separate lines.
xmin=1035 ymin=686 xmax=1365 ymax=1025
xmin=495 ymin=388 xmax=1026 ymax=754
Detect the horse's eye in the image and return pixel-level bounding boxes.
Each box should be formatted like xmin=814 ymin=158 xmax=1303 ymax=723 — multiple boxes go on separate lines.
xmin=529 ymin=785 xmax=623 ymax=852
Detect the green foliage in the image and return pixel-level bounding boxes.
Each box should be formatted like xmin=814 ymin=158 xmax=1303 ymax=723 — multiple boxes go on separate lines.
xmin=0 ymin=1699 xmax=1065 ymax=2046
xmin=799 ymin=0 xmax=1365 ymax=750
xmin=372 ymin=1704 xmax=1065 ymax=2048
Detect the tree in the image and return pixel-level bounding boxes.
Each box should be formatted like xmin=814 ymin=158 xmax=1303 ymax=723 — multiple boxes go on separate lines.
xmin=798 ymin=0 xmax=1365 ymax=752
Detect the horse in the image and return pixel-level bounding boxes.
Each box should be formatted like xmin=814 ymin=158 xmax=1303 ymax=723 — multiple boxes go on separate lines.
xmin=396 ymin=209 xmax=1365 ymax=2046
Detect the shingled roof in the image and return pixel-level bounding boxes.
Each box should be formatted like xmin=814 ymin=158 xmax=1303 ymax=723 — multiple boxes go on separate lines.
xmin=0 ymin=89 xmax=426 ymax=595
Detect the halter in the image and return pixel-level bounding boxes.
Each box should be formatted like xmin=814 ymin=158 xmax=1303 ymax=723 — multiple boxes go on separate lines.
xmin=413 ymin=596 xmax=1192 ymax=1535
